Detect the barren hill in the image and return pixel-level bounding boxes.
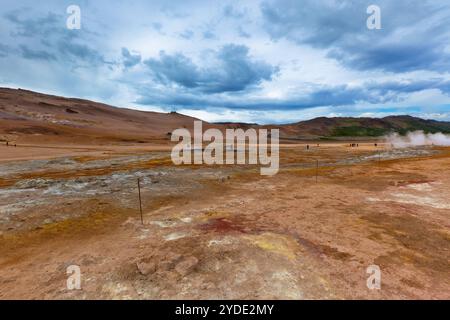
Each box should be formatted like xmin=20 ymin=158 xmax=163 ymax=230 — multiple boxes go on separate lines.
xmin=1 ymin=87 xmax=449 ymax=144
xmin=0 ymin=88 xmax=204 ymax=145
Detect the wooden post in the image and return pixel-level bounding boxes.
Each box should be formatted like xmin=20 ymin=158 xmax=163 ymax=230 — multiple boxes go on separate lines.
xmin=137 ymin=178 xmax=143 ymax=225
xmin=316 ymin=159 xmax=319 ymax=183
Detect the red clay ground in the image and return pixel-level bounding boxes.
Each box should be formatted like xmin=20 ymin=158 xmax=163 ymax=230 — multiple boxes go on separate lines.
xmin=0 ymin=143 xmax=448 ymax=299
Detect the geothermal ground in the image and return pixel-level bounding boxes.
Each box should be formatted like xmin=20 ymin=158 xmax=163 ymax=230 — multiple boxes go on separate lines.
xmin=0 ymin=142 xmax=449 ymax=299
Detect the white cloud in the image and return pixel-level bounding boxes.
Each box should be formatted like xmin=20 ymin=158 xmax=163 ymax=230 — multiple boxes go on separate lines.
xmin=0 ymin=0 xmax=449 ymax=123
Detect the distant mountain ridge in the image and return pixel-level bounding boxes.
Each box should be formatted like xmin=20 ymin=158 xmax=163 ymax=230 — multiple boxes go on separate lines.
xmin=276 ymin=115 xmax=450 ymax=139
xmin=1 ymin=87 xmax=449 ymax=143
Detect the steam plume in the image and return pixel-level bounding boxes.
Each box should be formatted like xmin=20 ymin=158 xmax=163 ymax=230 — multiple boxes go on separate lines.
xmin=386 ymin=131 xmax=450 ymax=148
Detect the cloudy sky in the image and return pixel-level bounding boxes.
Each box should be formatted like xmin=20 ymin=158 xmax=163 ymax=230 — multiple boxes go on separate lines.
xmin=1 ymin=0 xmax=450 ymax=124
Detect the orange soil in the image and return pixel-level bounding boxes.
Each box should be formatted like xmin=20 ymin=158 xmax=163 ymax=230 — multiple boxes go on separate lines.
xmin=0 ymin=144 xmax=449 ymax=299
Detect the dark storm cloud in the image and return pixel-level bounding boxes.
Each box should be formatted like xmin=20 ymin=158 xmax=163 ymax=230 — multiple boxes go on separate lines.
xmin=3 ymin=9 xmax=107 ymax=67
xmin=136 ymin=85 xmax=370 ymax=110
xmin=57 ymin=41 xmax=107 ymax=66
xmin=365 ymin=79 xmax=450 ymax=96
xmin=222 ymin=4 xmax=247 ymax=19
xmin=136 ymin=78 xmax=450 ymax=111
xmin=1 ymin=1 xmax=450 ymax=122
xmin=144 ymin=44 xmax=279 ymax=93
xmin=19 ymin=44 xmax=56 ymax=61
xmin=0 ymin=43 xmax=12 ymax=58
xmin=261 ymin=0 xmax=450 ymax=72
xmin=5 ymin=10 xmax=62 ymax=38
xmin=121 ymin=48 xmax=141 ymax=68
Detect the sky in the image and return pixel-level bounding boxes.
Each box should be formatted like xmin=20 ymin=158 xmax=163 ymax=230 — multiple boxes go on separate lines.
xmin=0 ymin=0 xmax=449 ymax=124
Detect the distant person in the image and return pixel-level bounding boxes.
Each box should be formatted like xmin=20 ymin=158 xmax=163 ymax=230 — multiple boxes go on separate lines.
xmin=306 ymin=144 xmax=310 ymax=150
xmin=6 ymin=141 xmax=8 ymax=146
xmin=374 ymin=143 xmax=378 ymax=147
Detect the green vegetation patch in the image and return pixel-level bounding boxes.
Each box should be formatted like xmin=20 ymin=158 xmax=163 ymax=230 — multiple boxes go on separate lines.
xmin=398 ymin=121 xmax=450 ymax=135
xmin=331 ymin=126 xmax=388 ymax=137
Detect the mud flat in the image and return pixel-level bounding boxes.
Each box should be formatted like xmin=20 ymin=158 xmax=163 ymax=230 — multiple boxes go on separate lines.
xmin=0 ymin=143 xmax=449 ymax=299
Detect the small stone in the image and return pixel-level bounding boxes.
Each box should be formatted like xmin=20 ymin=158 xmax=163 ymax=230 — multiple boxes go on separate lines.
xmin=136 ymin=261 xmax=157 ymax=275
xmin=159 ymin=252 xmax=182 ymax=269
xmin=175 ymin=256 xmax=199 ymax=276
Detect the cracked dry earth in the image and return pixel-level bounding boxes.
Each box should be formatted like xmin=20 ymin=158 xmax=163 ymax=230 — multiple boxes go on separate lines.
xmin=0 ymin=145 xmax=449 ymax=299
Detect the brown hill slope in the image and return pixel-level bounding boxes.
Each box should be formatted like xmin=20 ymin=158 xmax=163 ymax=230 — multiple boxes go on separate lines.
xmin=1 ymin=88 xmax=449 ymax=144
xmin=0 ymin=88 xmax=206 ymax=144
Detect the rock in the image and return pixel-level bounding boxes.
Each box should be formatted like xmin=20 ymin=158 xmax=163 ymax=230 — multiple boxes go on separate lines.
xmin=136 ymin=261 xmax=157 ymax=275
xmin=175 ymin=256 xmax=199 ymax=276
xmin=159 ymin=252 xmax=182 ymax=269
xmin=201 ymin=282 xmax=215 ymax=290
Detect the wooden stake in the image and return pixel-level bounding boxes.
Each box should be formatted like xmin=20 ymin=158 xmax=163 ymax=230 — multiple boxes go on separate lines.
xmin=137 ymin=178 xmax=143 ymax=225
xmin=316 ymin=159 xmax=319 ymax=183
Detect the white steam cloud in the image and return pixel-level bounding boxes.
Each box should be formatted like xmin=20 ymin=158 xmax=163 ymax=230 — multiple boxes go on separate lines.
xmin=386 ymin=131 xmax=450 ymax=148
